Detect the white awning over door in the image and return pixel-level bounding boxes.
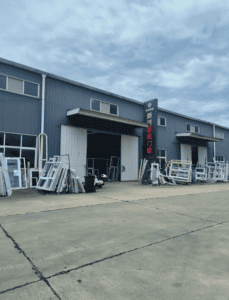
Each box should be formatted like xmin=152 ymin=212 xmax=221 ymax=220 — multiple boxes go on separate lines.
xmin=60 ymin=125 xmax=87 ymax=181
xmin=121 ymin=135 xmax=138 ymax=181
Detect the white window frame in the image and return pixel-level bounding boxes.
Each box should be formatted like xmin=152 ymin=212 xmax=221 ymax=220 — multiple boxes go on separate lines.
xmin=157 ymin=149 xmax=167 ymax=169
xmin=186 ymin=123 xmax=200 ymax=134
xmin=158 ymin=117 xmax=166 ymax=127
xmin=0 ymin=72 xmax=40 ymax=98
xmin=0 ymin=131 xmax=38 ymax=168
xmin=216 ymin=155 xmax=224 ymax=162
xmin=90 ymin=98 xmax=119 ymax=116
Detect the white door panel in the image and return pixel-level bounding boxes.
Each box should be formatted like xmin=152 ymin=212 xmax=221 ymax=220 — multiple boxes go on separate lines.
xmin=198 ymin=146 xmax=207 ymax=166
xmin=180 ymin=144 xmax=191 ymax=161
xmin=121 ymin=135 xmax=138 ymax=181
xmin=61 ymin=126 xmax=87 ymax=182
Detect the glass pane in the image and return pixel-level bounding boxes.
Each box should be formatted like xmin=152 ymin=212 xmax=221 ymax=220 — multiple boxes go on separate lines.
xmin=0 ymin=132 xmax=4 ymax=145
xmin=6 ymin=159 xmax=20 ymax=188
xmin=21 ymin=149 xmax=35 ymax=168
xmin=110 ymin=104 xmax=117 ymax=115
xmin=0 ymin=147 xmax=4 ymax=153
xmin=0 ymin=74 xmax=7 ymax=89
xmin=8 ymin=77 xmax=23 ymax=94
xmin=195 ymin=126 xmax=198 ymax=133
xmin=91 ymin=99 xmax=100 ymax=111
xmin=5 ymin=133 xmax=21 ymax=146
xmin=5 ymin=148 xmax=20 ymax=157
xmin=22 ymin=135 xmax=36 ymax=147
xmin=160 ymin=158 xmax=166 ymax=170
xmin=187 ymin=124 xmax=190 ymax=131
xmin=24 ymin=81 xmax=38 ymax=97
xmin=160 ymin=118 xmax=165 ymax=126
xmin=161 ymin=150 xmax=166 ymax=157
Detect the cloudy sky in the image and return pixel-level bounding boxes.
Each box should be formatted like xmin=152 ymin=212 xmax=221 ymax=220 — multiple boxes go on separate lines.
xmin=1 ymin=0 xmax=229 ymax=127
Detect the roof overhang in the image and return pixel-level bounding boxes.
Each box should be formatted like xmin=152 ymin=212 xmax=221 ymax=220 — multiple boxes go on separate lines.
xmin=176 ymin=132 xmax=221 ymax=142
xmin=67 ymin=108 xmax=149 ymax=128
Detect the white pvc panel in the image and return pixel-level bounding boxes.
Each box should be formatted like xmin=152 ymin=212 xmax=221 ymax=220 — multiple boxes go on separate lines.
xmin=198 ymin=146 xmax=207 ymax=166
xmin=180 ymin=144 xmax=191 ymax=161
xmin=61 ymin=126 xmax=87 ymax=182
xmin=121 ymin=135 xmax=138 ymax=181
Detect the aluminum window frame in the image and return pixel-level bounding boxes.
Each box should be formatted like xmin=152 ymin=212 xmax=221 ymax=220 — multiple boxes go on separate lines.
xmin=158 ymin=117 xmax=166 ymax=127
xmin=157 ymin=148 xmax=167 ymax=170
xmin=186 ymin=123 xmax=200 ymax=134
xmin=0 ymin=72 xmax=40 ymax=99
xmin=216 ymin=155 xmax=224 ymax=162
xmin=0 ymin=131 xmax=38 ymax=168
xmin=90 ymin=98 xmax=119 ymax=116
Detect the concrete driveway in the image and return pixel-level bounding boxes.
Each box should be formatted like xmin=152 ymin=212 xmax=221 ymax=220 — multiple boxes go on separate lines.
xmin=0 ymin=181 xmax=229 ymax=300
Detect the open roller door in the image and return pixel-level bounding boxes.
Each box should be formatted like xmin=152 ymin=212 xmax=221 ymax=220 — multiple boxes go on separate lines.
xmin=121 ymin=135 xmax=138 ymax=181
xmin=180 ymin=144 xmax=191 ymax=161
xmin=61 ymin=125 xmax=87 ymax=181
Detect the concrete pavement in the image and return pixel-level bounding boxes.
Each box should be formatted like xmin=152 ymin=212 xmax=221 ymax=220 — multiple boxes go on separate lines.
xmin=0 ymin=181 xmax=229 ymax=300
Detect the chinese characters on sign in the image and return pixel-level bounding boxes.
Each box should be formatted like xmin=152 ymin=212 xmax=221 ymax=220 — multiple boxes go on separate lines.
xmin=143 ymin=99 xmax=158 ymax=164
xmin=146 ymin=126 xmax=153 ymax=159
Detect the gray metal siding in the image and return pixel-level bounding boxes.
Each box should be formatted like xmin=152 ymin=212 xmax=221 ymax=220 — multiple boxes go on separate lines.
xmin=215 ymin=126 xmax=229 ymax=162
xmin=44 ymin=77 xmax=145 ymax=160
xmin=0 ymin=63 xmax=42 ymax=135
xmin=157 ymin=111 xmax=228 ymax=162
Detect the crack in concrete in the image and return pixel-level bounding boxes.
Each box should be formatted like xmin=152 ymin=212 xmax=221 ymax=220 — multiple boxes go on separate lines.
xmin=42 ymin=222 xmax=224 ymax=280
xmin=0 ymin=224 xmax=61 ymax=299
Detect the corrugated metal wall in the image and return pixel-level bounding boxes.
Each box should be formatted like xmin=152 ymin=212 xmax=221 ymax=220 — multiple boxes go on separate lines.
xmin=0 ymin=63 xmax=41 ymax=135
xmin=157 ymin=109 xmax=222 ymax=162
xmin=44 ymin=76 xmax=144 ymax=160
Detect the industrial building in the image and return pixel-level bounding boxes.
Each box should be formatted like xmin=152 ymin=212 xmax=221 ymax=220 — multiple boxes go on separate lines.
xmin=0 ymin=57 xmax=228 ymax=183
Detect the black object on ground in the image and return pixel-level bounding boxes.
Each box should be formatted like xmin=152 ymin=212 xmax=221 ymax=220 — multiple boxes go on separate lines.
xmin=84 ymin=175 xmax=96 ymax=193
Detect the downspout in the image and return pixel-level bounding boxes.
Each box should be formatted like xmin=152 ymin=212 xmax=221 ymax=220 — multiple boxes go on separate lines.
xmin=213 ymin=124 xmax=216 ymax=162
xmin=39 ymin=74 xmax=46 ymax=171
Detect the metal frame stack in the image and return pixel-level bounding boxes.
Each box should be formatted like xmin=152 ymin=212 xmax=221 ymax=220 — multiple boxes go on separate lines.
xmin=0 ymin=153 xmax=12 ymax=196
xmin=36 ymin=156 xmax=63 ymax=191
xmin=108 ymin=156 xmax=120 ymax=182
xmin=195 ymin=166 xmax=207 ymax=182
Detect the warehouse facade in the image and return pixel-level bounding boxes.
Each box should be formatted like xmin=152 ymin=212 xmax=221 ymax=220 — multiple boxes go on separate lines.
xmin=0 ymin=58 xmax=228 ymax=183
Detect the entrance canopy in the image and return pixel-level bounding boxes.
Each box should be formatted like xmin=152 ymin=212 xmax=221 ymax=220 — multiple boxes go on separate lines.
xmin=176 ymin=133 xmax=221 ymax=142
xmin=67 ymin=108 xmax=149 ymax=129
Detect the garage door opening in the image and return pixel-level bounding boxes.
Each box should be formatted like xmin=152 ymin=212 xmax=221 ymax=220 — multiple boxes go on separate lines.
xmin=87 ymin=132 xmax=121 ymax=181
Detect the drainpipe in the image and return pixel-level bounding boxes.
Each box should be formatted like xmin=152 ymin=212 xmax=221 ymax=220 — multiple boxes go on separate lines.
xmin=213 ymin=124 xmax=216 ymax=162
xmin=39 ymin=74 xmax=46 ymax=171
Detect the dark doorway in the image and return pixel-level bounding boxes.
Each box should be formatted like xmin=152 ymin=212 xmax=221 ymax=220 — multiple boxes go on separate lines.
xmin=87 ymin=132 xmax=121 ymax=181
xmin=192 ymin=145 xmax=198 ymax=167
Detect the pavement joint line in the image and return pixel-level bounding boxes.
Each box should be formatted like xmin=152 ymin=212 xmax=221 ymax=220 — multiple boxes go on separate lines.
xmin=0 ymin=280 xmax=41 ymax=295
xmin=42 ymin=222 xmax=225 ymax=280
xmin=0 ymin=224 xmax=61 ymax=299
xmin=0 ymin=219 xmax=226 ymax=294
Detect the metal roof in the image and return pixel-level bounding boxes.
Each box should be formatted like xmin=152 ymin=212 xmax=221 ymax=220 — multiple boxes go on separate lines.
xmin=1 ymin=57 xmax=229 ymax=131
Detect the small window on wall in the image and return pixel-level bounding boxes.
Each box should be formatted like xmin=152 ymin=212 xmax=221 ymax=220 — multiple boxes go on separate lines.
xmin=5 ymin=133 xmax=21 ymax=147
xmin=158 ymin=117 xmax=166 ymax=126
xmin=0 ymin=74 xmax=7 ymax=90
xmin=195 ymin=126 xmax=199 ymax=133
xmin=187 ymin=124 xmax=190 ymax=131
xmin=24 ymin=81 xmax=39 ymax=97
xmin=0 ymin=132 xmax=4 ymax=145
xmin=22 ymin=135 xmax=37 ymax=147
xmin=91 ymin=99 xmax=100 ymax=111
xmin=5 ymin=148 xmax=20 ymax=157
xmin=216 ymin=156 xmax=224 ymax=162
xmin=110 ymin=104 xmax=118 ymax=115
